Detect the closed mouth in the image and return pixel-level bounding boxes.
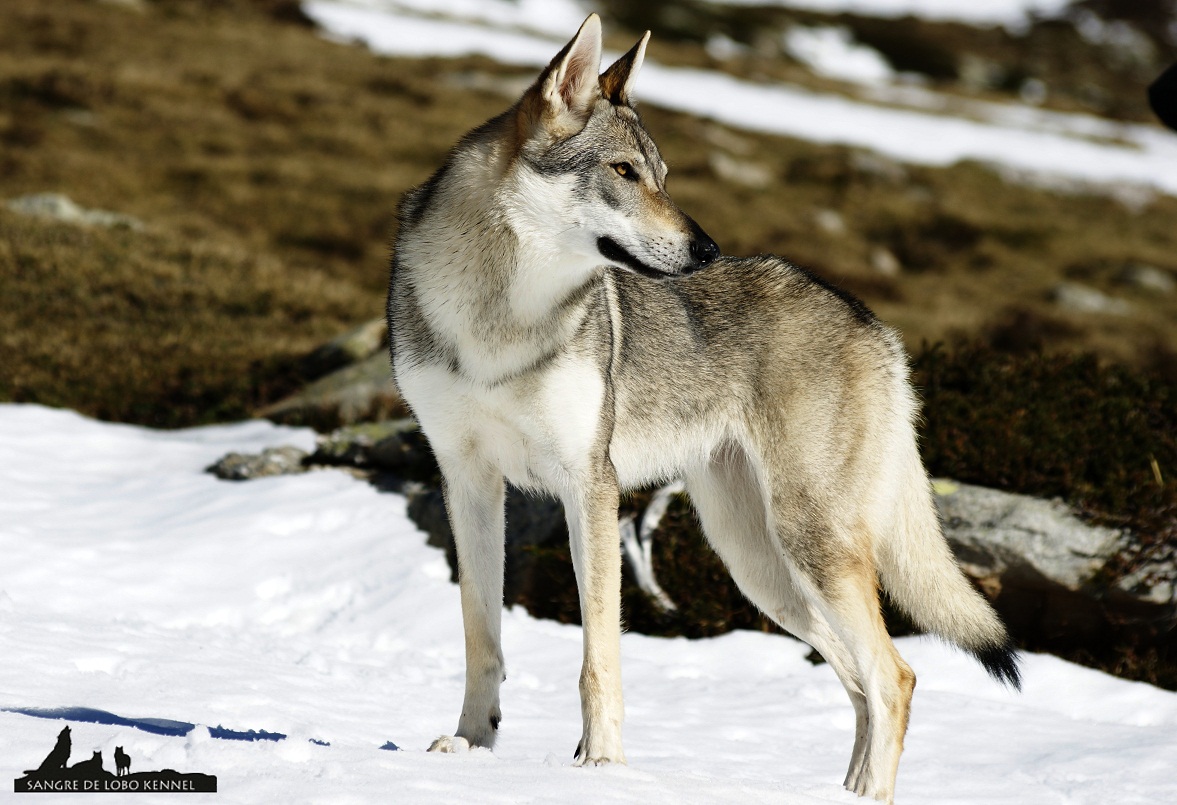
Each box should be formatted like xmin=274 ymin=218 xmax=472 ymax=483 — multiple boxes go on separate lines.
xmin=596 ymin=236 xmax=674 ymax=279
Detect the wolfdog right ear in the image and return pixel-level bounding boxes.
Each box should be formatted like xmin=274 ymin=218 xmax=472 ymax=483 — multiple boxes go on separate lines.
xmin=599 ymin=31 xmax=650 ymax=106
xmin=518 ymin=14 xmax=602 ymax=142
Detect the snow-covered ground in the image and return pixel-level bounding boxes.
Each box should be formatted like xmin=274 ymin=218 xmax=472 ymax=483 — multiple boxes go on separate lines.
xmin=3 ymin=404 xmax=1177 ymax=803
xmin=303 ymin=0 xmax=1177 ymax=198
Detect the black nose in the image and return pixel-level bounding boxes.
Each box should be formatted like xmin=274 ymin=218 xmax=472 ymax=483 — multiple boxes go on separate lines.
xmin=689 ymin=232 xmax=720 ymax=268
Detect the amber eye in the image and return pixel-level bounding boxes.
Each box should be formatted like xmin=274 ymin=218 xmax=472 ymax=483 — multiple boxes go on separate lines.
xmin=612 ymin=161 xmax=639 ymax=181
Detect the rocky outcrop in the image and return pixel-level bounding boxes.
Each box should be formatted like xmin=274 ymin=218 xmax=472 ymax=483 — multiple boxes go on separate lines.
xmin=206 ymin=446 xmax=309 ymax=480
xmin=208 ymin=422 xmax=1175 ymax=648
xmin=259 ymin=352 xmax=404 ymax=429
xmin=1051 ymin=282 xmax=1132 ymax=315
xmin=259 ymin=318 xmax=404 ymax=429
xmin=300 ymin=317 xmax=389 ymax=379
xmin=932 ymin=479 xmax=1173 ymax=647
xmin=309 ymin=419 xmax=436 ymax=482
xmin=935 ymin=478 xmax=1123 ymax=594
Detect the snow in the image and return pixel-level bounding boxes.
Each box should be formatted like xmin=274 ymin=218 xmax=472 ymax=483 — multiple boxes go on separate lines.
xmin=303 ymin=0 xmax=1177 ymax=199
xmin=322 ymin=0 xmax=587 ymax=39
xmin=3 ymin=403 xmax=1177 ymax=802
xmin=781 ymin=25 xmax=896 ymax=86
xmin=706 ymin=0 xmax=1072 ymax=28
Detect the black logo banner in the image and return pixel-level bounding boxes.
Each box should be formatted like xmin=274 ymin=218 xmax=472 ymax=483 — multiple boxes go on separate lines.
xmin=14 ymin=726 xmax=217 ymax=794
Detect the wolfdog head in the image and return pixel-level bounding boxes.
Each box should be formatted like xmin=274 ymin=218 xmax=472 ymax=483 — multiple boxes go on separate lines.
xmin=508 ymin=15 xmax=720 ymax=278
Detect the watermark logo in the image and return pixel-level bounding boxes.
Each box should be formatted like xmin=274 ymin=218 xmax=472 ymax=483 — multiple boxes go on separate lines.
xmin=14 ymin=725 xmax=217 ymax=794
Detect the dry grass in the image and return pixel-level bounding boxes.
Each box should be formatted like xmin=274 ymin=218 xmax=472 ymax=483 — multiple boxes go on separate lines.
xmin=0 ymin=0 xmax=510 ymax=424
xmin=2 ymin=0 xmax=1176 ymax=427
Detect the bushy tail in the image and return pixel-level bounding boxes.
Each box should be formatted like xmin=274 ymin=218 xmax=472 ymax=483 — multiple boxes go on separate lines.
xmin=876 ymin=461 xmax=1022 ymax=690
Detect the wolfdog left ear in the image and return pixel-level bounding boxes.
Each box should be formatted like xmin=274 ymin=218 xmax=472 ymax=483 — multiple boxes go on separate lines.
xmin=600 ymin=31 xmax=650 ymax=106
xmin=519 ymin=14 xmax=602 ymax=141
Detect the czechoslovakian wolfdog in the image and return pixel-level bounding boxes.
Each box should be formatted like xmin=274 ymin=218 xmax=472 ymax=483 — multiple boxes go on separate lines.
xmin=388 ymin=14 xmax=1019 ymax=803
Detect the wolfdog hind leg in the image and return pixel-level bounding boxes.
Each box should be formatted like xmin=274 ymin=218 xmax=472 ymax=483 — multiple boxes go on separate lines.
xmin=686 ymin=448 xmax=869 ymax=757
xmin=778 ymin=519 xmax=914 ymax=805
xmin=428 ymin=457 xmax=507 ymax=753
xmin=688 ymin=446 xmax=905 ymax=802
xmin=564 ymin=469 xmax=626 ymax=765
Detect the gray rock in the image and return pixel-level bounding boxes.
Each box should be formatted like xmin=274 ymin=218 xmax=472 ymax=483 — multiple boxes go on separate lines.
xmin=814 ymin=208 xmax=846 ymax=235
xmin=206 ymin=446 xmax=308 ymax=481
xmin=312 ymin=419 xmax=414 ymax=464
xmin=261 ymin=319 xmax=403 ymax=428
xmin=933 ymin=479 xmax=1123 ymax=593
xmin=1114 ymin=555 xmax=1177 ymax=607
xmin=933 ymin=479 xmax=1176 ymax=612
xmin=1051 ymin=282 xmax=1132 ymax=315
xmin=310 ymin=418 xmax=437 ymax=482
xmin=700 ymin=124 xmax=755 ymax=156
xmin=302 ymin=317 xmax=388 ymax=380
xmin=6 ymin=193 xmax=144 ymax=230
xmin=869 ymin=246 xmax=901 ymax=276
xmin=260 ymin=352 xmax=404 ymax=428
xmin=443 ymin=71 xmax=533 ymax=100
xmin=204 ymin=419 xmax=434 ymax=485
xmin=1118 ymin=264 xmax=1175 ymax=294
xmin=957 ymin=54 xmax=1005 ymax=92
xmin=932 ymin=479 xmax=1176 ymax=642
xmin=708 ymin=151 xmax=773 ymax=189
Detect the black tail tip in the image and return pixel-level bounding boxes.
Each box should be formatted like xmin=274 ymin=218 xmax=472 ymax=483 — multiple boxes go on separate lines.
xmin=974 ymin=641 xmax=1022 ymax=691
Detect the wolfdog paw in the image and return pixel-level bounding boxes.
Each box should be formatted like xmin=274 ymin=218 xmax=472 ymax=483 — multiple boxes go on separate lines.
xmin=845 ymin=771 xmax=893 ymax=805
xmin=572 ymin=737 xmax=626 ymax=766
xmin=427 ymin=735 xmax=470 ymax=753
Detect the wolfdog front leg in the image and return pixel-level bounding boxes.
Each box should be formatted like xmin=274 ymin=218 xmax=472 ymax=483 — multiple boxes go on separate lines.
xmin=428 ymin=457 xmax=506 ymax=753
xmin=564 ymin=466 xmax=626 ymax=765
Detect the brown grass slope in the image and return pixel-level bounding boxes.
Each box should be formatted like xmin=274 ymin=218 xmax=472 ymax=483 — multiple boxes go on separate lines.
xmin=3 ymin=0 xmax=1176 ymax=426
xmin=1 ymin=0 xmax=511 ymax=425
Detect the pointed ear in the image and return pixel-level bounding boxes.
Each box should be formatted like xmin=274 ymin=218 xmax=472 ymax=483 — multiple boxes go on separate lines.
xmin=542 ymin=14 xmax=603 ymax=119
xmin=518 ymin=14 xmax=602 ymax=142
xmin=599 ymin=31 xmax=650 ymax=106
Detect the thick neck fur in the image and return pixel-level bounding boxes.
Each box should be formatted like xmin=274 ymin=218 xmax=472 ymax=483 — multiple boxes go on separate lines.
xmin=398 ymin=119 xmax=603 ymax=385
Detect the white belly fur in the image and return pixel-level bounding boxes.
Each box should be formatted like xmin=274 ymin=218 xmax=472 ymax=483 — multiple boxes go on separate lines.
xmin=610 ymin=416 xmax=731 ymax=489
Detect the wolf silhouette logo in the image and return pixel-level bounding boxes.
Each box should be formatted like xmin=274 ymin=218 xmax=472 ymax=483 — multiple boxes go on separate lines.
xmin=114 ymin=746 xmax=131 ymax=777
xmin=23 ymin=726 xmax=70 ymax=775
xmin=69 ymin=751 xmax=105 ymax=776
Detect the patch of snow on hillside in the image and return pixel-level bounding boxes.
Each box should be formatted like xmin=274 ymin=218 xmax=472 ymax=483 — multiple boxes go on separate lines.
xmin=707 ymin=0 xmax=1072 ymax=28
xmin=305 ymin=0 xmax=1177 ymax=198
xmin=782 ymin=25 xmax=896 ymax=85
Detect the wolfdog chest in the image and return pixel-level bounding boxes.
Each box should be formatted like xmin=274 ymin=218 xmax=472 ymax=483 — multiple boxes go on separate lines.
xmin=396 ymin=342 xmax=613 ymax=493
xmin=392 ymin=267 xmax=745 ymax=492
